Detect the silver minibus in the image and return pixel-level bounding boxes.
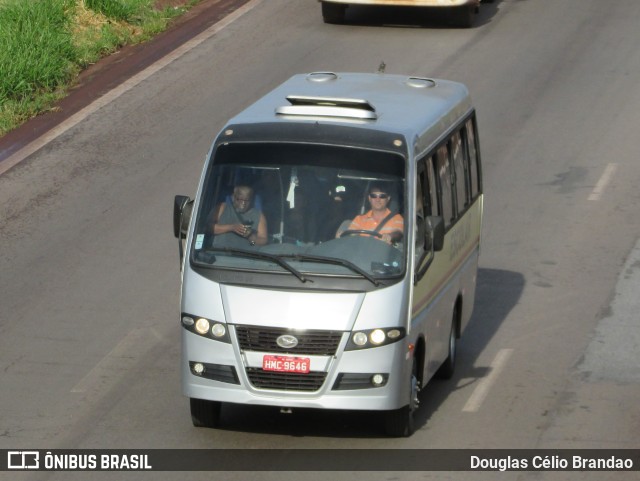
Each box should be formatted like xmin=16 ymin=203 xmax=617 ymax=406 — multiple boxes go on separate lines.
xmin=173 ymin=71 xmax=483 ymax=436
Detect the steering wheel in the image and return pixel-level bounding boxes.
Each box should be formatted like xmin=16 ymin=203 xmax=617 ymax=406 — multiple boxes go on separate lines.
xmin=339 ymin=229 xmax=382 ymax=239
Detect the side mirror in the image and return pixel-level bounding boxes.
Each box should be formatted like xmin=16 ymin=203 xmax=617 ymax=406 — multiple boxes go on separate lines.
xmin=173 ymin=195 xmax=192 ymax=238
xmin=426 ymin=216 xmax=444 ymax=252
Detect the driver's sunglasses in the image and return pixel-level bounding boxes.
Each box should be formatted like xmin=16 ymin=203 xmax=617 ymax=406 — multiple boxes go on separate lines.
xmin=369 ymin=193 xmax=388 ymax=199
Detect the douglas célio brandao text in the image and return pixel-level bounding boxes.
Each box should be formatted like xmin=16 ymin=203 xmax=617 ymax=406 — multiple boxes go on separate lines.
xmin=470 ymin=455 xmax=634 ymax=471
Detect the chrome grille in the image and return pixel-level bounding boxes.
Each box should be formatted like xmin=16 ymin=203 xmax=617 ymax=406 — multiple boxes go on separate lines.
xmin=235 ymin=325 xmax=343 ymax=355
xmin=245 ymin=368 xmax=326 ymax=392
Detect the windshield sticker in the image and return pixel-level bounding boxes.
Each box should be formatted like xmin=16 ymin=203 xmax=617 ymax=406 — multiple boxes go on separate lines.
xmin=195 ymin=234 xmax=204 ymax=250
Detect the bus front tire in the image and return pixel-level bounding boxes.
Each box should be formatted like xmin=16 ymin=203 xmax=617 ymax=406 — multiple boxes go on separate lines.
xmin=384 ymin=359 xmax=419 ymax=437
xmin=190 ymin=398 xmax=222 ymax=428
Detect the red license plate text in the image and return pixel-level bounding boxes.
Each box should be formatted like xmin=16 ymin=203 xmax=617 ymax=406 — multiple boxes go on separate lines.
xmin=262 ymin=355 xmax=310 ymax=373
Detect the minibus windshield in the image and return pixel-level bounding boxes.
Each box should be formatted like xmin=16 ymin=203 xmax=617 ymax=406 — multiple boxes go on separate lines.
xmin=191 ymin=142 xmax=406 ymax=279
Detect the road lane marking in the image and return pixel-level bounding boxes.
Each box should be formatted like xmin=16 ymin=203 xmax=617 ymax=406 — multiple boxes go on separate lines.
xmin=588 ymin=163 xmax=617 ymax=201
xmin=0 ymin=0 xmax=264 ymax=176
xmin=71 ymin=327 xmax=162 ymax=395
xmin=462 ymin=348 xmax=514 ymax=413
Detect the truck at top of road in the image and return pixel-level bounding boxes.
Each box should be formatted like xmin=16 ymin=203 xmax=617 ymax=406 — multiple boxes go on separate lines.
xmin=319 ymin=0 xmax=495 ymax=28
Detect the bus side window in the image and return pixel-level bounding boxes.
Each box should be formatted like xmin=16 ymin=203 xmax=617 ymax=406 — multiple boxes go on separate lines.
xmin=451 ymin=130 xmax=469 ymax=212
xmin=436 ymin=145 xmax=454 ymax=228
xmin=466 ymin=118 xmax=481 ymax=199
xmin=427 ymin=156 xmax=438 ymax=217
xmin=416 ymin=163 xmax=426 ymax=253
xmin=416 ymin=167 xmax=425 ymax=221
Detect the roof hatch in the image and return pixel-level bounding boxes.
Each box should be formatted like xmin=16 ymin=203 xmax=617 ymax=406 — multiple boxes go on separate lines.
xmin=275 ymin=95 xmax=378 ymax=120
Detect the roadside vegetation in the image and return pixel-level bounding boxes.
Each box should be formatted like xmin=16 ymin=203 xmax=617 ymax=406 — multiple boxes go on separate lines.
xmin=0 ymin=0 xmax=197 ymax=137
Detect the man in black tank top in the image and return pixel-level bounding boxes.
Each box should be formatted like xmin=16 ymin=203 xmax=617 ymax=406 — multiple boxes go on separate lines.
xmin=211 ymin=185 xmax=268 ymax=247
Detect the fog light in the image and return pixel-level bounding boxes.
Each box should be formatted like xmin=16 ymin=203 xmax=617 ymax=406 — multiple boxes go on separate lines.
xmin=193 ymin=362 xmax=205 ymax=375
xmin=211 ymin=323 xmax=226 ymax=338
xmin=182 ymin=316 xmax=195 ymax=327
xmin=353 ymin=332 xmax=367 ymax=346
xmin=370 ymin=329 xmax=386 ymax=345
xmin=195 ymin=318 xmax=210 ymax=335
xmin=371 ymin=374 xmax=385 ymax=386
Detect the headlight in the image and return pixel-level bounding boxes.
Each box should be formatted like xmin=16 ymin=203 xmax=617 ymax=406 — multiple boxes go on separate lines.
xmin=181 ymin=313 xmax=231 ymax=343
xmin=195 ymin=318 xmax=210 ymax=335
xmin=211 ymin=323 xmax=226 ymax=338
xmin=387 ymin=329 xmax=401 ymax=339
xmin=352 ymin=332 xmax=368 ymax=346
xmin=369 ymin=329 xmax=386 ymax=345
xmin=346 ymin=327 xmax=406 ymax=350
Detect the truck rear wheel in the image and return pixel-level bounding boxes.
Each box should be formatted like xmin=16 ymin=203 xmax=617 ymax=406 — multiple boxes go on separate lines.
xmin=321 ymin=2 xmax=346 ymax=24
xmin=452 ymin=5 xmax=475 ymax=28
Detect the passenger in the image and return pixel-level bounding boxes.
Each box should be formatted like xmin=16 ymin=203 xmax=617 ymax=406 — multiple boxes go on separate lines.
xmin=339 ymin=184 xmax=403 ymax=244
xmin=211 ymin=185 xmax=268 ymax=247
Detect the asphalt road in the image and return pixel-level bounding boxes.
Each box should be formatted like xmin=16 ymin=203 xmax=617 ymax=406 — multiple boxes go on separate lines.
xmin=1 ymin=0 xmax=639 ymax=480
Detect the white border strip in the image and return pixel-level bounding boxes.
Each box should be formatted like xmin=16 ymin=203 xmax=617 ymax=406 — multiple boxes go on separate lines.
xmin=462 ymin=348 xmax=514 ymax=413
xmin=588 ymin=163 xmax=617 ymax=201
xmin=0 ymin=0 xmax=263 ymax=177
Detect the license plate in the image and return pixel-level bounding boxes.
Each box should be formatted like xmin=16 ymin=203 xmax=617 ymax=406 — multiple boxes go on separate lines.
xmin=262 ymin=355 xmax=310 ymax=373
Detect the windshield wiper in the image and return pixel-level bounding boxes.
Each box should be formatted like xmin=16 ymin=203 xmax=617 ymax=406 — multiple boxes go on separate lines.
xmin=279 ymin=253 xmax=380 ymax=286
xmin=195 ymin=247 xmax=309 ymax=283
xmin=195 ymin=249 xmax=382 ymax=286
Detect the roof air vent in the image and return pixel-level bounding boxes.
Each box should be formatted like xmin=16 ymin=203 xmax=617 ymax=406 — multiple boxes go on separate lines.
xmin=406 ymin=77 xmax=437 ymax=89
xmin=306 ymin=72 xmax=339 ymax=83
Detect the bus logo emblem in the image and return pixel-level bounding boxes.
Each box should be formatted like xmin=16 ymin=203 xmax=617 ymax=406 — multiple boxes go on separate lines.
xmin=276 ymin=335 xmax=299 ymax=349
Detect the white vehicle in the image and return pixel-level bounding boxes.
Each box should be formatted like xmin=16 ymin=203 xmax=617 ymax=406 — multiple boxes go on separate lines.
xmin=319 ymin=0 xmax=494 ymax=27
xmin=173 ymin=71 xmax=483 ymax=436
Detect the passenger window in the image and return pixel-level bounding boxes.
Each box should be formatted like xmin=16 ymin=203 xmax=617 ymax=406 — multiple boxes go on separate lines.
xmin=415 ymin=167 xmax=426 ymax=253
xmin=416 ymin=169 xmax=425 ymax=221
xmin=427 ymin=156 xmax=438 ymax=217
xmin=466 ymin=119 xmax=480 ymax=199
xmin=436 ymin=145 xmax=454 ymax=228
xmin=451 ymin=131 xmax=469 ymax=212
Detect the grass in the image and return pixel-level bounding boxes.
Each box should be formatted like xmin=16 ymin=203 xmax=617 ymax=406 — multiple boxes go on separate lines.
xmin=0 ymin=0 xmax=198 ymax=137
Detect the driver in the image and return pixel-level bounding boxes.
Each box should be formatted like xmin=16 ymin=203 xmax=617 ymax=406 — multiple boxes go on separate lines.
xmin=340 ymin=184 xmax=403 ymax=244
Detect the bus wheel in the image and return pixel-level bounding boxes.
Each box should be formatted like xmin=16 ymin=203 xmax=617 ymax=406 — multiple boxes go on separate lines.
xmin=321 ymin=2 xmax=346 ymax=24
xmin=384 ymin=359 xmax=419 ymax=437
xmin=190 ymin=398 xmax=222 ymax=428
xmin=436 ymin=309 xmax=457 ymax=379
